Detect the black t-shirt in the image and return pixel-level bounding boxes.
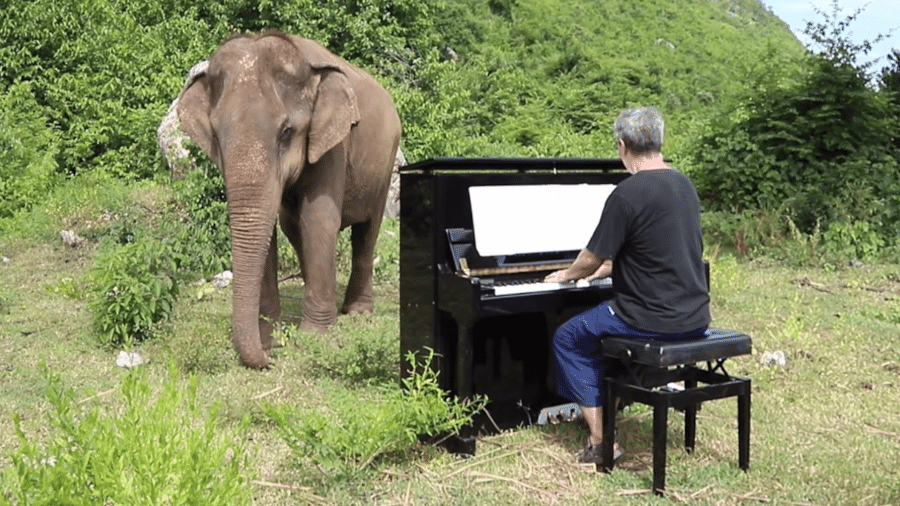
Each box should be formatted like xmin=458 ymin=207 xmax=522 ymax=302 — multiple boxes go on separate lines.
xmin=586 ymin=169 xmax=710 ymax=333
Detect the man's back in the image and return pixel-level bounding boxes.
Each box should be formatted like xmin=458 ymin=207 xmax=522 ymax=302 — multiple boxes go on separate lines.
xmin=588 ymin=169 xmax=709 ymax=333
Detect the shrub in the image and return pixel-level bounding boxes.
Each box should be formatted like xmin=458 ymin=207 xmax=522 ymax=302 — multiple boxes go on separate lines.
xmin=85 ymin=153 xmax=231 ymax=348
xmin=1 ymin=363 xmax=254 ymax=506
xmin=0 ymin=83 xmax=61 ymax=220
xmin=164 ymin=157 xmax=231 ymax=280
xmin=88 ymin=240 xmax=179 ymax=347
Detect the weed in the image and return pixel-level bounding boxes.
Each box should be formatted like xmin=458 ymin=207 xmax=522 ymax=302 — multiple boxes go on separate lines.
xmin=264 ymin=349 xmax=486 ymax=479
xmin=1 ymin=363 xmax=254 ymax=506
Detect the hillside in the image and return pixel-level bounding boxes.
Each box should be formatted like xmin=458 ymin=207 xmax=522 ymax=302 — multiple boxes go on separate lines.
xmin=0 ymin=0 xmax=805 ymax=204
xmin=404 ymin=0 xmax=805 ymax=160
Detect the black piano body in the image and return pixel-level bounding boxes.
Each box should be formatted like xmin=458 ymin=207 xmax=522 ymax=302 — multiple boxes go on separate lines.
xmin=400 ymin=158 xmax=630 ymax=450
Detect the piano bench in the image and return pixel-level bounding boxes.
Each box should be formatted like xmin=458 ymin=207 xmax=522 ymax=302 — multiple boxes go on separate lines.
xmin=599 ymin=327 xmax=752 ymax=495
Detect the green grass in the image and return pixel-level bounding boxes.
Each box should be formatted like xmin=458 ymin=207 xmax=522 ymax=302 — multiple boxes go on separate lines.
xmin=2 ymin=179 xmax=900 ymax=505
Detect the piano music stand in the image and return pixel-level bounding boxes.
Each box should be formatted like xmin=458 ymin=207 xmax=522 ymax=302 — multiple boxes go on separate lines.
xmin=599 ymin=327 xmax=752 ymax=495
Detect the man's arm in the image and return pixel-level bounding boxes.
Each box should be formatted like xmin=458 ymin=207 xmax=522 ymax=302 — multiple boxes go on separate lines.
xmin=544 ymin=248 xmax=611 ymax=283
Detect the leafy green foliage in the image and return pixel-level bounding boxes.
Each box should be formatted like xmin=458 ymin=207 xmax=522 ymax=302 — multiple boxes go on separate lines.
xmin=265 ymin=349 xmax=486 ymax=477
xmin=164 ymin=155 xmax=232 ymax=280
xmin=0 ymin=84 xmax=61 ymax=220
xmin=0 ymin=0 xmax=216 ymax=180
xmin=1 ymin=364 xmax=254 ymax=506
xmin=86 ymin=156 xmax=230 ymax=347
xmin=88 ymin=240 xmax=179 ymax=347
xmin=689 ymin=3 xmax=900 ymax=260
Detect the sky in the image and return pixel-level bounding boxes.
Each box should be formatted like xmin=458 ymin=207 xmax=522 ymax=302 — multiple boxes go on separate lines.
xmin=764 ymin=0 xmax=898 ymax=67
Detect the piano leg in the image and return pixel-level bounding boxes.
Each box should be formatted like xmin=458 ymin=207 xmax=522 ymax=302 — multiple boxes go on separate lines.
xmin=453 ymin=321 xmax=478 ymax=454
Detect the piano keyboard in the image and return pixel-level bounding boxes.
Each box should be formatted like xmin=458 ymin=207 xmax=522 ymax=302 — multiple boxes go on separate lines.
xmin=492 ymin=277 xmax=612 ymax=296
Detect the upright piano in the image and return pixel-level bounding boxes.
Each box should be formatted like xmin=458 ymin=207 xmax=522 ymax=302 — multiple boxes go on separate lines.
xmin=400 ymin=158 xmax=630 ymax=452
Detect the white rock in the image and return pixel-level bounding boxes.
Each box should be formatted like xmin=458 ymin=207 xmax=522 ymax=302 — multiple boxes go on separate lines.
xmin=212 ymin=270 xmax=233 ymax=289
xmin=59 ymin=230 xmax=84 ymax=248
xmin=116 ymin=351 xmax=148 ymax=368
xmin=760 ymin=350 xmax=787 ymax=367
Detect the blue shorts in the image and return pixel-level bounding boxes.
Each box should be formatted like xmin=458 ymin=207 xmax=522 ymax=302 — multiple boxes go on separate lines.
xmin=553 ymin=301 xmax=707 ymax=407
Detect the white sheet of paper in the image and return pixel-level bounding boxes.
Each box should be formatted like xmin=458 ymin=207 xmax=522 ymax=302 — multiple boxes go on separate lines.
xmin=469 ymin=184 xmax=616 ymax=257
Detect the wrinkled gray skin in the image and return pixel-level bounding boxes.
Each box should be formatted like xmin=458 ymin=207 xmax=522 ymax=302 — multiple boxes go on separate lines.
xmin=176 ymin=32 xmax=401 ymax=369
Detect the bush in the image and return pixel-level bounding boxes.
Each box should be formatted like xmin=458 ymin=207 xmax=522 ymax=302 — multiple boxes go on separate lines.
xmin=85 ymin=154 xmax=231 ymax=348
xmin=1 ymin=364 xmax=254 ymax=506
xmin=164 ymin=157 xmax=231 ymax=280
xmin=88 ymin=240 xmax=179 ymax=347
xmin=0 ymin=83 xmax=61 ymax=219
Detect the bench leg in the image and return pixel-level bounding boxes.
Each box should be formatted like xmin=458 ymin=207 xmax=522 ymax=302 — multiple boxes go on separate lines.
xmin=738 ymin=383 xmax=751 ymax=471
xmin=652 ymin=396 xmax=668 ymax=495
xmin=684 ymin=378 xmax=697 ymax=453
xmin=601 ymin=377 xmax=618 ymax=472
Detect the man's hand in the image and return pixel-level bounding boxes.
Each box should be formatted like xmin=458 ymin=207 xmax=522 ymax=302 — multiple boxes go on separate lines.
xmin=543 ymin=252 xmax=612 ymax=284
xmin=544 ymin=269 xmax=570 ymax=283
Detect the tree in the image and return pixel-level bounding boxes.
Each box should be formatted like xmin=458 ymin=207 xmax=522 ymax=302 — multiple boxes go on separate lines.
xmin=690 ymin=0 xmax=900 ymax=238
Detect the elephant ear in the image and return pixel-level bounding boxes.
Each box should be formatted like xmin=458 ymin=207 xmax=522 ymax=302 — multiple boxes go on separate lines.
xmin=307 ymin=67 xmax=361 ymax=164
xmin=176 ymin=65 xmax=218 ymax=165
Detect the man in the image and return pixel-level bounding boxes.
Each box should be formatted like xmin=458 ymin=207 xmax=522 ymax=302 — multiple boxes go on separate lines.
xmin=543 ymin=106 xmax=710 ymax=463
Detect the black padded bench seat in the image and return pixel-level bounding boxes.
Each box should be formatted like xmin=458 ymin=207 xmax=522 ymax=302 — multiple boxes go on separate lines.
xmin=600 ymin=327 xmax=752 ymax=495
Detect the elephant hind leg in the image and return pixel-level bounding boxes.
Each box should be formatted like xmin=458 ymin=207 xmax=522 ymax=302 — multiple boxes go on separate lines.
xmin=342 ymin=218 xmax=380 ymax=315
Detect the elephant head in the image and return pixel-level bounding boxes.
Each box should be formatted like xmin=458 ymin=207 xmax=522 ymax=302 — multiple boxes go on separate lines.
xmin=176 ymin=31 xmax=401 ymax=369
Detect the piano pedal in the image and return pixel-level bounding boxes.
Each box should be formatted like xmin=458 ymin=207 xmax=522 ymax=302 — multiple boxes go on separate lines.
xmin=536 ymin=402 xmax=583 ymax=425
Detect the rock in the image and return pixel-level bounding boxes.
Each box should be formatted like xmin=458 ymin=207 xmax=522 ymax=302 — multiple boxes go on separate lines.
xmin=116 ymin=350 xmax=149 ymax=368
xmin=760 ymin=350 xmax=787 ymax=367
xmin=384 ymin=147 xmax=406 ymax=218
xmin=212 ymin=270 xmax=233 ymax=289
xmin=59 ymin=230 xmax=84 ymax=248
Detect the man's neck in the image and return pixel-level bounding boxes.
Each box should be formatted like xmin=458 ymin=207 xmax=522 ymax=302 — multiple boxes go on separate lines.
xmin=627 ymin=154 xmax=668 ymax=174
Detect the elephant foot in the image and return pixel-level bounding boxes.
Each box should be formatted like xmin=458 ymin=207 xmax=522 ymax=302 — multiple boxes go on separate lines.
xmin=239 ymin=351 xmax=270 ymax=370
xmin=299 ymin=318 xmax=330 ymax=334
xmin=259 ymin=322 xmax=282 ymax=352
xmin=341 ymin=300 xmax=374 ymax=315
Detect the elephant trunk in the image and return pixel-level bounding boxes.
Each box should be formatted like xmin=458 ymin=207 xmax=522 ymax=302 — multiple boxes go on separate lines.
xmin=226 ymin=175 xmax=280 ymax=370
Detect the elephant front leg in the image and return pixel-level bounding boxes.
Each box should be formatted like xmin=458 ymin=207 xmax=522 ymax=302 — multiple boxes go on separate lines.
xmin=297 ymin=204 xmax=340 ymax=333
xmin=259 ymin=227 xmax=282 ymax=350
xmin=342 ymin=218 xmax=380 ymax=315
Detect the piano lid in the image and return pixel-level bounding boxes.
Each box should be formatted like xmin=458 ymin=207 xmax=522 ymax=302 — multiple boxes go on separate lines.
xmin=400 ymin=157 xmax=627 ymax=174
xmin=469 ymin=183 xmax=617 ymax=257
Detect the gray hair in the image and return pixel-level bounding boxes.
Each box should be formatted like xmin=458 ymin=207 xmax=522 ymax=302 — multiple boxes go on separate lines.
xmin=613 ymin=106 xmax=665 ymax=155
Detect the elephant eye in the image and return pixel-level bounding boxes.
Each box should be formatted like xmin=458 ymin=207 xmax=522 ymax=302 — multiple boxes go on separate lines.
xmin=279 ymin=125 xmax=294 ymax=145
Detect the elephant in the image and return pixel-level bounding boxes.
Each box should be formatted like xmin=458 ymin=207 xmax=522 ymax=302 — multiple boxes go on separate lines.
xmin=175 ymin=31 xmax=402 ymax=369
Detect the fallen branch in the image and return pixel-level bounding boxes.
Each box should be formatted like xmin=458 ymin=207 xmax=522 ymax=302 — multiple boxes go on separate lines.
xmin=251 ymin=480 xmax=312 ymax=492
xmin=251 ymin=386 xmax=284 ymax=401
xmin=865 ymin=423 xmax=900 ymax=439
xmin=78 ymin=388 xmax=116 ymax=404
xmin=278 ymin=271 xmax=303 ymax=283
xmin=615 ymin=488 xmax=650 ymax=496
xmin=794 ymin=278 xmax=831 ymax=293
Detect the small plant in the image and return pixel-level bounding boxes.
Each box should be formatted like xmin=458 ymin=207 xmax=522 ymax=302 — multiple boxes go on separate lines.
xmin=823 ymin=220 xmax=884 ymax=263
xmin=265 ymin=348 xmax=486 ymax=478
xmin=280 ymin=321 xmax=397 ymax=384
xmin=87 ymin=240 xmax=179 ymax=347
xmin=1 ymin=363 xmax=255 ymax=506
